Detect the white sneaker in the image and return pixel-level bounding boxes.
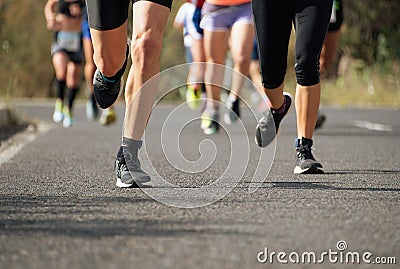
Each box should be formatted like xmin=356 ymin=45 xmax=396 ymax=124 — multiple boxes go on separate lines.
xmin=52 ymin=99 xmax=64 ymax=123
xmin=62 ymin=107 xmax=73 ymax=128
xmin=86 ymin=98 xmax=99 ymax=121
xmin=224 ymin=95 xmax=240 ymax=125
xmin=201 ymin=109 xmax=219 ymax=135
xmin=99 ymin=107 xmax=116 ymax=126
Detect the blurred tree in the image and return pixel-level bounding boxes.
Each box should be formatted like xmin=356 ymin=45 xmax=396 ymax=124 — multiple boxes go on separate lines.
xmin=0 ymin=0 xmax=54 ymax=97
xmin=342 ymin=0 xmax=400 ymax=64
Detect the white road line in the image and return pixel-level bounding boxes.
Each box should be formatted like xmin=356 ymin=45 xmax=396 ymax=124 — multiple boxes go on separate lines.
xmin=352 ymin=120 xmax=393 ymax=132
xmin=0 ymin=122 xmax=52 ymax=165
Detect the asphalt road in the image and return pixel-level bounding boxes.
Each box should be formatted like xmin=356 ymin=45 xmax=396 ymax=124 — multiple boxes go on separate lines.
xmin=0 ymin=100 xmax=399 ymax=269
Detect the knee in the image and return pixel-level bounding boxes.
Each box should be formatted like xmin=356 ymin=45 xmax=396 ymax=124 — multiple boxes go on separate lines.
xmin=55 ymin=69 xmax=67 ymax=81
xmin=55 ymin=70 xmax=67 ymax=81
xmin=132 ymin=30 xmax=162 ymax=70
xmin=66 ymin=76 xmax=81 ymax=89
xmin=261 ymin=61 xmax=286 ymax=89
xmin=84 ymin=61 xmax=96 ymax=74
xmin=204 ymin=63 xmax=225 ymax=85
xmin=66 ymin=81 xmax=80 ymax=89
xmin=295 ymin=53 xmax=320 ymax=86
xmin=233 ymin=55 xmax=251 ymax=73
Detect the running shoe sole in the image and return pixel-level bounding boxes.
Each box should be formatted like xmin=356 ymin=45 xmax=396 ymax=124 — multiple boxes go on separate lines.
xmin=294 ymin=164 xmax=324 ymax=174
xmin=116 ymin=179 xmax=143 ymax=188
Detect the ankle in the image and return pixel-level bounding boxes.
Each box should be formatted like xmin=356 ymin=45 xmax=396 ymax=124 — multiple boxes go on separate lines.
xmin=122 ymin=137 xmax=142 ymax=149
xmin=271 ymin=98 xmax=286 ymax=114
xmin=294 ymin=137 xmax=313 ymax=149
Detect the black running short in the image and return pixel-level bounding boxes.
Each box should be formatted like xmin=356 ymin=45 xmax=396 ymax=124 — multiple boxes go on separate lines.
xmin=51 ymin=32 xmax=83 ymax=64
xmin=87 ymin=0 xmax=173 ymax=31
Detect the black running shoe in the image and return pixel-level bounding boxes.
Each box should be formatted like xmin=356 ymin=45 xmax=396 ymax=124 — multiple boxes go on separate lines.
xmin=224 ymin=96 xmax=240 ymax=124
xmin=93 ymin=41 xmax=130 ymax=109
xmin=93 ymin=70 xmax=122 ymax=109
xmin=115 ymin=144 xmax=151 ymax=188
xmin=294 ymin=137 xmax=324 ymax=174
xmin=255 ymin=92 xmax=293 ymax=147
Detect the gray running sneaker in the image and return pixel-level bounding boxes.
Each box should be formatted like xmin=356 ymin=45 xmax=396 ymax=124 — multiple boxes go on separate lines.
xmin=294 ymin=137 xmax=323 ymax=174
xmin=115 ymin=140 xmax=151 ymax=188
xmin=255 ymin=92 xmax=293 ymax=147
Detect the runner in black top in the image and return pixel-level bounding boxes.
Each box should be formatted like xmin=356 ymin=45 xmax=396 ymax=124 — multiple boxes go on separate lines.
xmin=252 ymin=0 xmax=333 ymax=174
xmin=44 ymin=0 xmax=84 ymax=128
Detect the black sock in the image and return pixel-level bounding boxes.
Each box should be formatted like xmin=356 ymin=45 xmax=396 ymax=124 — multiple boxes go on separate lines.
xmin=67 ymin=87 xmax=79 ymax=110
xmin=56 ymin=80 xmax=66 ymax=101
xmin=294 ymin=137 xmax=313 ymax=148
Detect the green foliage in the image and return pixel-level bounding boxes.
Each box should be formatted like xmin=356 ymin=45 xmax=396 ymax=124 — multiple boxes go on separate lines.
xmin=342 ymin=0 xmax=400 ymax=64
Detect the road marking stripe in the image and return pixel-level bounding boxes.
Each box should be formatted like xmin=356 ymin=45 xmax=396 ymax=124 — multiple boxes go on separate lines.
xmin=352 ymin=120 xmax=393 ymax=132
xmin=0 ymin=122 xmax=52 ymax=165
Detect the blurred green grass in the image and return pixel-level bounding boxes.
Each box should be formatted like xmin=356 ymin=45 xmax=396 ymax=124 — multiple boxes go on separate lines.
xmin=284 ymin=57 xmax=400 ymax=108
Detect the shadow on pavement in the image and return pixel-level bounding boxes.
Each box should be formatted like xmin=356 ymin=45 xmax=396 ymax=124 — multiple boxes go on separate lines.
xmin=324 ymin=169 xmax=400 ymax=175
xmin=270 ymin=181 xmax=400 ymax=192
xmin=0 ymin=195 xmax=258 ymax=238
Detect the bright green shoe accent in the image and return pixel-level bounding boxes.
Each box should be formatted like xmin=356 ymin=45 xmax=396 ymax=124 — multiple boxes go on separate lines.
xmin=186 ymin=84 xmax=201 ymax=109
xmin=201 ymin=110 xmax=219 ymax=135
xmin=52 ymin=99 xmax=64 ymax=123
xmin=100 ymin=107 xmax=117 ymax=126
xmin=62 ymin=106 xmax=73 ymax=128
xmin=201 ymin=113 xmax=211 ymax=130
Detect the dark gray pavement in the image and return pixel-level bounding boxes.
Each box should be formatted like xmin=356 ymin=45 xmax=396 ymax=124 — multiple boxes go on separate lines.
xmin=0 ymin=100 xmax=399 ymax=269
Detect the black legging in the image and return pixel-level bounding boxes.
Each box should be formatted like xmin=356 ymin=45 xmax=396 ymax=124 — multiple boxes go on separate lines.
xmin=252 ymin=0 xmax=333 ymax=88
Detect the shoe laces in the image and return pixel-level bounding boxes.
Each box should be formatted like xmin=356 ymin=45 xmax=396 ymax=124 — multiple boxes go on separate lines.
xmin=95 ymin=73 xmax=117 ymax=90
xmin=121 ymin=152 xmax=144 ymax=173
xmin=297 ymin=145 xmax=315 ymax=161
xmin=118 ymin=160 xmax=129 ymax=172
